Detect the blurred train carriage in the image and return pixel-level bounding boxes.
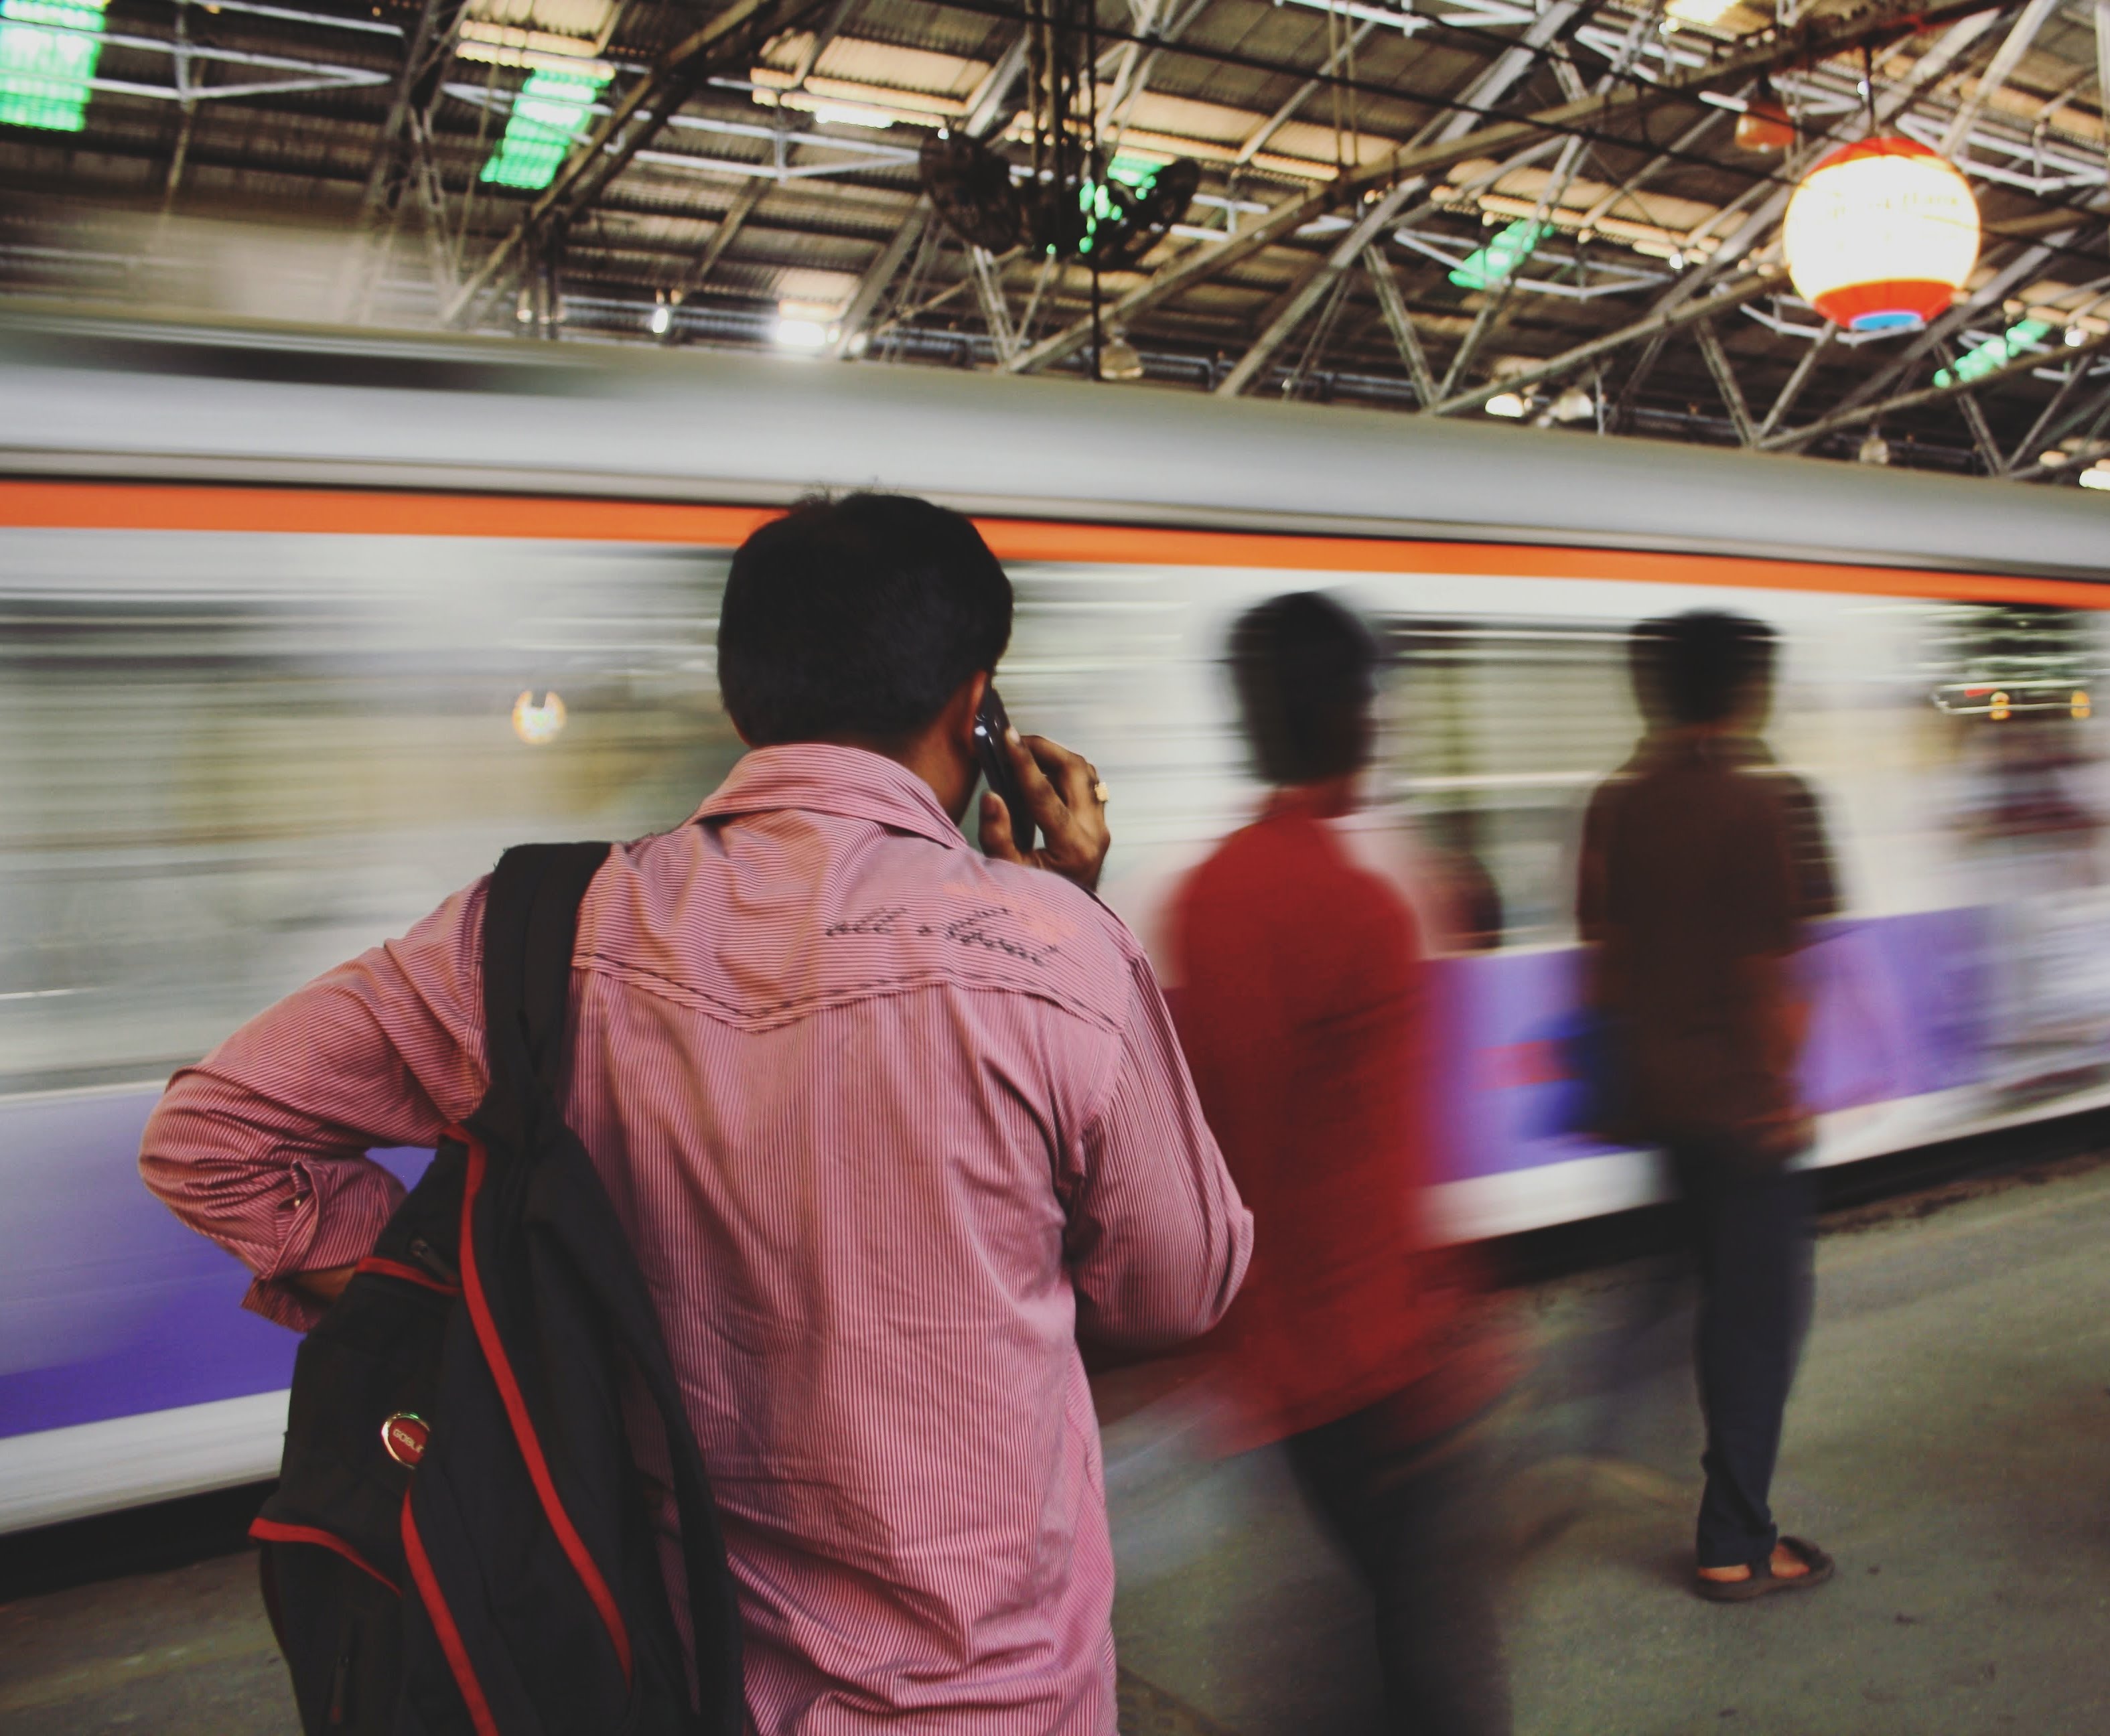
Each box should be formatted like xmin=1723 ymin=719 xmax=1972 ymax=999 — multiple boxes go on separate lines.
xmin=3 ymin=311 xmax=2108 ymax=1531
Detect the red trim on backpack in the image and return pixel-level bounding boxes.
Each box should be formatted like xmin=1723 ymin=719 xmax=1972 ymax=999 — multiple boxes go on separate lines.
xmin=447 ymin=1125 xmax=634 ymax=1685
xmin=401 ymin=1496 xmax=501 ymax=1736
xmin=248 ymin=1518 xmax=402 ymax=1597
xmin=354 ymin=1255 xmax=460 ymax=1296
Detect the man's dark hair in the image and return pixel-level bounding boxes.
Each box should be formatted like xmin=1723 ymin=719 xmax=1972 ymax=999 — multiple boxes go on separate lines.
xmin=1228 ymin=591 xmax=1382 ymax=786
xmin=1627 ymin=616 xmax=1673 ymax=728
xmin=718 ymin=493 xmax=1012 ymax=745
xmin=1659 ymin=609 xmax=1775 ymax=726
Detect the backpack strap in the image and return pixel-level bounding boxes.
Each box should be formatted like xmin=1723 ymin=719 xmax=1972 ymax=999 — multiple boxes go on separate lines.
xmin=481 ymin=842 xmax=612 ymax=1110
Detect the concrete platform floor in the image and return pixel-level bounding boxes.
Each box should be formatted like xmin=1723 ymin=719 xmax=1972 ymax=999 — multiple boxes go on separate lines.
xmin=8 ymin=1153 xmax=2110 ymax=1734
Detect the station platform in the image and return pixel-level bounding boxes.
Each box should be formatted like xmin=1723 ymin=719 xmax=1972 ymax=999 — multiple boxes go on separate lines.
xmin=7 ymin=1150 xmax=2110 ymax=1735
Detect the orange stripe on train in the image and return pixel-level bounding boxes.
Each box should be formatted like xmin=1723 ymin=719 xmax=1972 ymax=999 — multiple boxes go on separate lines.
xmin=2 ymin=479 xmax=2104 ymax=611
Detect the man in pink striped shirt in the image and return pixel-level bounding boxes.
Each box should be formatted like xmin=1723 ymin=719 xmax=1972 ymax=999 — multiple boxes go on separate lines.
xmin=141 ymin=494 xmax=1252 ymax=1733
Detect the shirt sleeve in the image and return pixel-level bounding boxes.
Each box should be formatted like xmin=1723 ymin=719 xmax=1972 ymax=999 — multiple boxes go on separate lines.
xmin=1778 ymin=773 xmax=1842 ymax=921
xmin=1575 ymin=780 xmax=1619 ymax=943
xmin=1060 ymin=947 xmax=1253 ymax=1354
xmin=138 ymin=876 xmax=493 ymax=1330
xmin=1728 ymin=786 xmax=1800 ymax=960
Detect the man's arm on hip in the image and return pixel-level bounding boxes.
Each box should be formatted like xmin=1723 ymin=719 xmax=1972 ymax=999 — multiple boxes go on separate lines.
xmin=139 ymin=876 xmax=494 ymax=1329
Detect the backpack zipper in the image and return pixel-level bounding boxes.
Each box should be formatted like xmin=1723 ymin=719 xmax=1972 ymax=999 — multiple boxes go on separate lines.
xmin=407 ymin=1237 xmax=459 ymax=1289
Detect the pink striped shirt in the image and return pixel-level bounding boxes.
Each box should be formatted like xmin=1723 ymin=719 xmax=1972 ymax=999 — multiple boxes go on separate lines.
xmin=141 ymin=743 xmax=1251 ymax=1735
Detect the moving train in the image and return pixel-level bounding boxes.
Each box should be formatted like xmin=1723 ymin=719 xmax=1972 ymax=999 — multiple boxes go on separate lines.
xmin=5 ymin=308 xmax=2109 ymax=1534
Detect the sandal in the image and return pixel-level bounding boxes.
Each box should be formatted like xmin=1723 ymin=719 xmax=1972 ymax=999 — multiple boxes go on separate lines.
xmin=1695 ymin=1536 xmax=1835 ymax=1603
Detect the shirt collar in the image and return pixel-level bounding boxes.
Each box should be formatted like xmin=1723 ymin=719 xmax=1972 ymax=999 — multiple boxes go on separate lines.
xmin=692 ymin=743 xmax=969 ymax=851
xmin=1659 ymin=727 xmax=1768 ymax=768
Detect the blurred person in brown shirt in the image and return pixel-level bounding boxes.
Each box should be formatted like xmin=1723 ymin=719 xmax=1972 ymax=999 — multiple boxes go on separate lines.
xmin=1577 ymin=609 xmax=1839 ymax=1601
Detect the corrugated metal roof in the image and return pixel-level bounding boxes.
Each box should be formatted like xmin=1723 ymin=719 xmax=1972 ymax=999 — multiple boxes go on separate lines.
xmin=1 ymin=0 xmax=2106 ymax=479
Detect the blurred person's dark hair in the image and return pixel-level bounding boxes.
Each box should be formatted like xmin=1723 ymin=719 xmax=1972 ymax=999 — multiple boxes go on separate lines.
xmin=718 ymin=492 xmax=1012 ymax=746
xmin=1230 ymin=591 xmax=1383 ymax=785
xmin=1660 ymin=610 xmax=1775 ymax=727
xmin=1627 ymin=616 xmax=1673 ymax=729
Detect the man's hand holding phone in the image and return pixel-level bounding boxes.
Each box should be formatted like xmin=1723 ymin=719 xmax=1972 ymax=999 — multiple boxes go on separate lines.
xmin=979 ymin=725 xmax=1111 ymax=893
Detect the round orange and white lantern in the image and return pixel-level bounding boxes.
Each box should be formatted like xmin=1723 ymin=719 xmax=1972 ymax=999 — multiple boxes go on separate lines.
xmin=1782 ymin=137 xmax=1980 ymax=333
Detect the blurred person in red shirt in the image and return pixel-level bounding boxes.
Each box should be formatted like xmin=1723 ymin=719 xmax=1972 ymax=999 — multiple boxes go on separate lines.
xmin=1172 ymin=592 xmax=1510 ymax=1736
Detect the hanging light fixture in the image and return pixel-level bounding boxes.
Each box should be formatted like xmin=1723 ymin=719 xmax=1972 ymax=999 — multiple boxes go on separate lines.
xmin=1783 ymin=137 xmax=1979 ymax=334
xmin=1734 ymin=78 xmax=1795 ymax=152
xmin=1097 ymin=330 xmax=1144 ymax=380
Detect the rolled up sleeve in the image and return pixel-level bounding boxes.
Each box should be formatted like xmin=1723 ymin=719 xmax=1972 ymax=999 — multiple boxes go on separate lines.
xmin=1061 ymin=950 xmax=1253 ymax=1352
xmin=139 ymin=877 xmax=493 ymax=1330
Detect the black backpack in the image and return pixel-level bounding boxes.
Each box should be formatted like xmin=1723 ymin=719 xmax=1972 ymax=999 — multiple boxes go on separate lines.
xmin=251 ymin=843 xmax=744 ymax=1735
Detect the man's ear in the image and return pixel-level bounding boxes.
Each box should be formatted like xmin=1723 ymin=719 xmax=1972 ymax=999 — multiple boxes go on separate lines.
xmin=955 ymin=670 xmax=991 ymax=747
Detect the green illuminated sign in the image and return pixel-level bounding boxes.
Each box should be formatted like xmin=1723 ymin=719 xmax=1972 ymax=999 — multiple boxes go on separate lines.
xmin=1449 ymin=219 xmax=1548 ymax=291
xmin=1935 ymin=318 xmax=2052 ymax=388
xmin=481 ymin=68 xmax=611 ymax=191
xmin=0 ymin=0 xmax=108 ymax=133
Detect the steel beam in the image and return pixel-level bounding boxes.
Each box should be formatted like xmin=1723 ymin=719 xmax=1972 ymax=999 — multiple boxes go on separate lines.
xmin=1695 ymin=317 xmax=1758 ymax=445
xmin=1235 ymin=18 xmax=1380 ymax=165
xmin=1207 ymin=0 xmax=1586 ymax=396
xmin=967 ymin=245 xmax=1021 ymax=365
xmin=1756 ymin=322 xmax=1835 ymax=439
xmin=1771 ymin=226 xmax=2088 ymax=449
xmin=442 ymin=0 xmax=829 ymax=328
xmin=1759 ymin=326 xmax=2110 ymax=452
xmin=2001 ymin=350 xmax=2094 ymax=472
xmin=2098 ymin=0 xmax=2110 ymax=182
xmin=673 ymin=174 xmax=770 ymax=305
xmin=2008 ymin=391 xmax=2110 ymax=479
xmin=1934 ymin=340 xmax=2008 ymax=468
xmin=1598 ymin=9 xmax=2006 ymax=410
xmin=354 ymin=0 xmax=468 ymax=218
xmin=1365 ymin=252 xmax=1438 ymax=405
xmin=1938 ymin=0 xmax=2060 ymax=157
xmin=786 ymin=0 xmax=859 ymax=86
xmin=1007 ymin=0 xmax=2013 ymax=376
xmin=1101 ymin=0 xmax=1215 ymax=153
xmin=961 ymin=32 xmax=1030 ymax=139
xmin=1429 ymin=266 xmax=1790 ymax=415
xmin=833 ymin=199 xmax=928 ymax=357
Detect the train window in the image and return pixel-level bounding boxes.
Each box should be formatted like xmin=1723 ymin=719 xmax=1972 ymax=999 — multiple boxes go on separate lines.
xmin=0 ymin=543 xmax=741 ymax=1095
xmin=1928 ymin=604 xmax=2101 ymax=723
xmin=1381 ymin=618 xmax=1642 ymax=947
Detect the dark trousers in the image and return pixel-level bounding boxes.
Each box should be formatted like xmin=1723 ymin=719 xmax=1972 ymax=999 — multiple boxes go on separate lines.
xmin=1669 ymin=1141 xmax=1813 ymax=1571
xmin=1285 ymin=1412 xmax=1510 ymax=1736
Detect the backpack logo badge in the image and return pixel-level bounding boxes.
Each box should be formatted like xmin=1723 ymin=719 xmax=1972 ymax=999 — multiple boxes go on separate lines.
xmin=381 ymin=1412 xmax=430 ymax=1467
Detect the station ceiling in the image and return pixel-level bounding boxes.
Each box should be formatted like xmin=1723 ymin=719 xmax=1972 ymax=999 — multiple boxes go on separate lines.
xmin=4 ymin=0 xmax=2109 ymax=483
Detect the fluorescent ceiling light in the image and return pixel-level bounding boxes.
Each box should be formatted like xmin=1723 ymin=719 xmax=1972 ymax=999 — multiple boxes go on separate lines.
xmin=1934 ymin=319 xmax=2052 ymax=388
xmin=648 ymin=301 xmax=671 ymax=335
xmin=1665 ymin=0 xmax=1739 ymax=24
xmin=482 ymin=67 xmax=611 ymax=190
xmin=1450 ymin=220 xmax=1548 ymax=292
xmin=457 ymin=20 xmax=610 ymax=77
xmin=811 ymin=102 xmax=895 ymax=129
xmin=750 ymin=67 xmax=964 ymax=130
xmin=0 ymin=0 xmax=109 ymax=133
xmin=1484 ymin=392 xmax=1528 ymax=418
xmin=774 ymin=303 xmax=838 ymax=349
xmin=2081 ymin=464 xmax=2110 ymax=492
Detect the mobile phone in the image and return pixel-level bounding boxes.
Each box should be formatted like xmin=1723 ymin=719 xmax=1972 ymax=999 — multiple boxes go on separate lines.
xmin=971 ymin=684 xmax=1036 ymax=855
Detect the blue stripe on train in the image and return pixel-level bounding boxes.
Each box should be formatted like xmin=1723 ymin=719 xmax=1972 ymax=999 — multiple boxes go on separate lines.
xmin=0 ymin=904 xmax=1995 ymax=1442
xmin=0 ymin=1090 xmax=430 ymax=1441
